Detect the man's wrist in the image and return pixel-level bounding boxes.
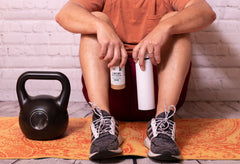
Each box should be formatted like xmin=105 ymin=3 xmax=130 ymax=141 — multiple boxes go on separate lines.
xmin=93 ymin=19 xmax=102 ymax=34
xmin=95 ymin=19 xmax=111 ymax=35
xmin=156 ymin=20 xmax=174 ymax=36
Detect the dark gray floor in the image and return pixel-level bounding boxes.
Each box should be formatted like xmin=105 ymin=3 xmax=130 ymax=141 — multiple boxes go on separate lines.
xmin=0 ymin=101 xmax=240 ymax=164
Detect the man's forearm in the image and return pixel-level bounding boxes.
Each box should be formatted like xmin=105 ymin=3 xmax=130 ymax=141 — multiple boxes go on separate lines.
xmin=56 ymin=1 xmax=101 ymax=34
xmin=56 ymin=1 xmax=128 ymax=68
xmin=158 ymin=0 xmax=216 ymax=35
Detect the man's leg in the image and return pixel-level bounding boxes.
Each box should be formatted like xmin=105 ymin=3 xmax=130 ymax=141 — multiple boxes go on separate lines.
xmin=144 ymin=12 xmax=191 ymax=161
xmin=79 ymin=12 xmax=123 ymax=160
xmin=79 ymin=12 xmax=111 ymax=113
xmin=156 ymin=13 xmax=192 ymax=116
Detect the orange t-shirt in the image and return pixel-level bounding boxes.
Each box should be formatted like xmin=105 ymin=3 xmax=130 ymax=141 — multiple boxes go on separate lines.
xmin=72 ymin=0 xmax=190 ymax=52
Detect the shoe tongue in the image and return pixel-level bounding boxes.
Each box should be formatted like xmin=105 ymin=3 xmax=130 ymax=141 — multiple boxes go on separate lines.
xmin=156 ymin=110 xmax=174 ymax=120
xmin=92 ymin=108 xmax=110 ymax=121
xmin=101 ymin=110 xmax=110 ymax=117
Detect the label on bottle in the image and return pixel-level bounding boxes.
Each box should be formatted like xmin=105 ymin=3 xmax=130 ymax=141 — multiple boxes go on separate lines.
xmin=110 ymin=66 xmax=125 ymax=89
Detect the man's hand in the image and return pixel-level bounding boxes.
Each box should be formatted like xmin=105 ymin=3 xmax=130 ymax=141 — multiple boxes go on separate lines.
xmin=96 ymin=20 xmax=128 ymax=69
xmin=132 ymin=23 xmax=171 ymax=71
xmin=132 ymin=0 xmax=216 ymax=71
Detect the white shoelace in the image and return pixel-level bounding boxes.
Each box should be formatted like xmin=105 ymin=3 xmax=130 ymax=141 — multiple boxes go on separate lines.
xmin=90 ymin=102 xmax=112 ymax=135
xmin=155 ymin=103 xmax=176 ymax=140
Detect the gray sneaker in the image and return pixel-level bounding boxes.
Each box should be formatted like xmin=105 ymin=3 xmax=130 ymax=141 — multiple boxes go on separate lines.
xmin=144 ymin=105 xmax=181 ymax=161
xmin=89 ymin=107 xmax=123 ymax=160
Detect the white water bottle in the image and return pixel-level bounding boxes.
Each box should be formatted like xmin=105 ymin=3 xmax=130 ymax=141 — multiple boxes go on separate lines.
xmin=110 ymin=66 xmax=126 ymax=90
xmin=135 ymin=54 xmax=155 ymax=110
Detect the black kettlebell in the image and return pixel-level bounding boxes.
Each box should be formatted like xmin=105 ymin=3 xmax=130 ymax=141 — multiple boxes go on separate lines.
xmin=16 ymin=71 xmax=71 ymax=140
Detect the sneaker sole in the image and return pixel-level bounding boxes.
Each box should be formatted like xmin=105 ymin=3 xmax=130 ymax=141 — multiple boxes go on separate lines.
xmin=89 ymin=147 xmax=122 ymax=160
xmin=89 ymin=135 xmax=123 ymax=160
xmin=144 ymin=137 xmax=181 ymax=161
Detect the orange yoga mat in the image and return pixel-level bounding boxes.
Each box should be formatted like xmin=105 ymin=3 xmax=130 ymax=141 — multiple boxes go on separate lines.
xmin=0 ymin=116 xmax=240 ymax=160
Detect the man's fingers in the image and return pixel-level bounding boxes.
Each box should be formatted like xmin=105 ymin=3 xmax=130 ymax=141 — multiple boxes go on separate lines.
xmin=120 ymin=46 xmax=128 ymax=68
xmin=132 ymin=44 xmax=140 ymax=63
xmin=99 ymin=42 xmax=108 ymax=59
xmin=107 ymin=45 xmax=121 ymax=68
xmin=148 ymin=51 xmax=157 ymax=65
xmin=147 ymin=43 xmax=154 ymax=54
xmin=103 ymin=43 xmax=114 ymax=61
xmin=147 ymin=43 xmax=157 ymax=65
xmin=154 ymin=45 xmax=161 ymax=64
xmin=138 ymin=44 xmax=147 ymax=71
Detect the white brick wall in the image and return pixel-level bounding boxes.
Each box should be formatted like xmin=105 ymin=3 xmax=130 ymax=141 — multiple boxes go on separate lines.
xmin=0 ymin=0 xmax=240 ymax=102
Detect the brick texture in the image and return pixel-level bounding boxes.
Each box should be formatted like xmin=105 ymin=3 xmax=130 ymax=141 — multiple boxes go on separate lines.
xmin=0 ymin=0 xmax=240 ymax=102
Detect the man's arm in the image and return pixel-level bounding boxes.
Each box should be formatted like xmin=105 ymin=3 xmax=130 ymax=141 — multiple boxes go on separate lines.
xmin=164 ymin=0 xmax=216 ymax=35
xmin=55 ymin=1 xmax=127 ymax=68
xmin=56 ymin=1 xmax=100 ymax=34
xmin=132 ymin=0 xmax=216 ymax=70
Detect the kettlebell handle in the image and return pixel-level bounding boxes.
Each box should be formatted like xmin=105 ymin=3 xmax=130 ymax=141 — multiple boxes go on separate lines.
xmin=16 ymin=71 xmax=71 ymax=109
